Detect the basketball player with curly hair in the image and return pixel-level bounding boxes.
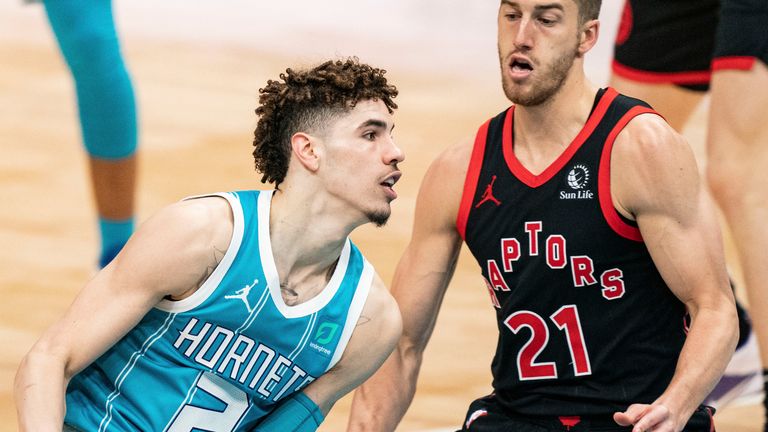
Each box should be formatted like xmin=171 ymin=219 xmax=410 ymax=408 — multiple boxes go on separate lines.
xmin=15 ymin=58 xmax=404 ymax=432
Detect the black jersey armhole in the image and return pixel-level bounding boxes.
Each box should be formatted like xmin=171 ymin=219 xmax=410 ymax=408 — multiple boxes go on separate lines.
xmin=617 ymin=211 xmax=639 ymax=228
xmin=590 ymin=88 xmax=608 ymax=116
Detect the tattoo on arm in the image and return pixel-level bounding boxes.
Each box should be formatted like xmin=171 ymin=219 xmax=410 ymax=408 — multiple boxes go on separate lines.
xmin=196 ymin=245 xmax=227 ymax=288
xmin=356 ymin=315 xmax=371 ymax=327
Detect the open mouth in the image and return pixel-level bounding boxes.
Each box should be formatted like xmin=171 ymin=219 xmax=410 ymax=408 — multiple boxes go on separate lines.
xmin=380 ymin=172 xmax=402 ymax=199
xmin=380 ymin=172 xmax=401 ymax=188
xmin=511 ymin=58 xmax=534 ymax=73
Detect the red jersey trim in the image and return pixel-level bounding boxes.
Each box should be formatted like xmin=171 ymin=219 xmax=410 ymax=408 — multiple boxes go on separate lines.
xmin=503 ymin=88 xmax=619 ymax=188
xmin=598 ymin=106 xmax=659 ymax=242
xmin=457 ymin=119 xmax=491 ymax=240
xmin=612 ymin=60 xmax=711 ymax=85
xmin=712 ymin=56 xmax=757 ymax=71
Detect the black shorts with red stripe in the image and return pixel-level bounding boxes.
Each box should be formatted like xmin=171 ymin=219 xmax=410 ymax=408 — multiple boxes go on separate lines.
xmin=612 ymin=0 xmax=768 ymax=91
xmin=713 ymin=0 xmax=768 ymax=72
xmin=458 ymin=394 xmax=716 ymax=432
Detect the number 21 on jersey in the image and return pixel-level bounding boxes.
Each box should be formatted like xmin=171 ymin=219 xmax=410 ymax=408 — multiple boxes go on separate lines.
xmin=504 ymin=305 xmax=592 ymax=380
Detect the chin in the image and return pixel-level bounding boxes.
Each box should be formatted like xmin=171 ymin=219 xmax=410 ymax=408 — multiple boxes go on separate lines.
xmin=503 ymin=81 xmax=544 ymax=106
xmin=366 ymin=208 xmax=391 ymax=227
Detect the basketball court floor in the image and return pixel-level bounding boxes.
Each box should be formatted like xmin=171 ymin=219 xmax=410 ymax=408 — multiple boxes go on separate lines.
xmin=0 ymin=1 xmax=762 ymax=430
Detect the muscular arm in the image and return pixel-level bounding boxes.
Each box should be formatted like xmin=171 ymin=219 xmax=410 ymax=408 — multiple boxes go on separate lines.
xmin=14 ymin=197 xmax=233 ymax=431
xmin=347 ymin=140 xmax=471 ymax=432
xmin=300 ymin=273 xmax=403 ymax=417
xmin=610 ymin=115 xmax=738 ymax=432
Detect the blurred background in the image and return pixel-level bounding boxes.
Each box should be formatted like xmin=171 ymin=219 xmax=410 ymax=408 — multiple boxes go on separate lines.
xmin=1 ymin=1 xmax=759 ymax=430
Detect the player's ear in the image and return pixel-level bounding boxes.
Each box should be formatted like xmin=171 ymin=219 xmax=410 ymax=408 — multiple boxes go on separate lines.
xmin=290 ymin=132 xmax=320 ymax=172
xmin=578 ymin=18 xmax=599 ymax=56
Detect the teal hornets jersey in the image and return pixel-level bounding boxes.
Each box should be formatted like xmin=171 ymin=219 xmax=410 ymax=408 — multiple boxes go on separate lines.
xmin=65 ymin=190 xmax=374 ymax=431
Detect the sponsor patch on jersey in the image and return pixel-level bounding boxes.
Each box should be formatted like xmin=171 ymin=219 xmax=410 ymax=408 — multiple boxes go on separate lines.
xmin=560 ymin=164 xmax=594 ymax=200
xmin=309 ymin=322 xmax=339 ymax=356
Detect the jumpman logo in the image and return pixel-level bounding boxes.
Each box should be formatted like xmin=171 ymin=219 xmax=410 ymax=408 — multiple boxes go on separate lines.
xmin=225 ymin=278 xmax=259 ymax=313
xmin=475 ymin=175 xmax=501 ymax=208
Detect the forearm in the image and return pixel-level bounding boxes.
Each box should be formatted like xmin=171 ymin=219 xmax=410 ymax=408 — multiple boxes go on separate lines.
xmin=348 ymin=345 xmax=422 ymax=432
xmin=656 ymin=304 xmax=737 ymax=423
xmin=15 ymin=350 xmax=69 ymax=431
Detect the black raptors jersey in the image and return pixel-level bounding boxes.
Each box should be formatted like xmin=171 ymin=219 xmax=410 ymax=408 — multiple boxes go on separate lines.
xmin=457 ymin=88 xmax=687 ymax=417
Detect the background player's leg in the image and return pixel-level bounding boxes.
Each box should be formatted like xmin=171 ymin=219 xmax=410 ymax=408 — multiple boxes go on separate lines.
xmin=43 ymin=0 xmax=138 ymax=268
xmin=89 ymin=157 xmax=136 ymax=266
xmin=707 ymin=61 xmax=768 ymax=425
xmin=607 ymin=76 xmax=704 ymax=132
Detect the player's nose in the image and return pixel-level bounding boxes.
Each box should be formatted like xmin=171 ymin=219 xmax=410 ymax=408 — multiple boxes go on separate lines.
xmin=383 ymin=138 xmax=405 ymax=165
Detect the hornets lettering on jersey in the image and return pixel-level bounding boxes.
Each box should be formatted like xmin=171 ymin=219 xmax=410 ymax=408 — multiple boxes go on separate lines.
xmin=173 ymin=317 xmax=315 ymax=400
xmin=64 ymin=190 xmax=373 ymax=431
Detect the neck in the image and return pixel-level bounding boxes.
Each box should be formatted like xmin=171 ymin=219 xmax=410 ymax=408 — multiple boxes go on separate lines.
xmin=514 ymin=67 xmax=598 ymax=152
xmin=267 ymin=180 xmax=360 ymax=287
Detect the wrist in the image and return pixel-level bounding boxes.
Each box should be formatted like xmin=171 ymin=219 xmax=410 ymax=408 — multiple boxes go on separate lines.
xmin=652 ymin=395 xmax=693 ymax=430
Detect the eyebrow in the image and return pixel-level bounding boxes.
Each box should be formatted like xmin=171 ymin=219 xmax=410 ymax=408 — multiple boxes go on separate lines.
xmin=358 ymin=119 xmax=394 ymax=132
xmin=501 ymin=0 xmax=564 ymax=12
xmin=535 ymin=3 xmax=564 ymax=12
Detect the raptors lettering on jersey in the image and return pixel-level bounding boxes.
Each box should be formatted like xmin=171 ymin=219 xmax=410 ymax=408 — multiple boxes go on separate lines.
xmin=483 ymin=220 xmax=625 ymax=309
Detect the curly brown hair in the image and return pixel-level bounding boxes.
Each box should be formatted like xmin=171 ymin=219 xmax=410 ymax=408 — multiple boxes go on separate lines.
xmin=252 ymin=58 xmax=399 ymax=185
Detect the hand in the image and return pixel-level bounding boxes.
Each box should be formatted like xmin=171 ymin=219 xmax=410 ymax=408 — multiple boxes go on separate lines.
xmin=613 ymin=403 xmax=679 ymax=432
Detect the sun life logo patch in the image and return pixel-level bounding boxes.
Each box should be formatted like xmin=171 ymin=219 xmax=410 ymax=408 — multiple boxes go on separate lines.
xmin=567 ymin=164 xmax=590 ymax=190
xmin=560 ymin=164 xmax=594 ymax=200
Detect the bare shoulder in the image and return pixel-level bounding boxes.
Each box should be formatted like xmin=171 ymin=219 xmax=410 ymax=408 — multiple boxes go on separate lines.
xmin=358 ymin=272 xmax=402 ymax=345
xmin=416 ymin=136 xmax=475 ymax=227
xmin=611 ymin=113 xmax=700 ymax=217
xmin=428 ymin=136 xmax=475 ymax=183
xmin=172 ymin=195 xmax=234 ymax=249
xmin=115 ymin=195 xmax=235 ymax=298
xmin=613 ymin=113 xmax=688 ymax=162
xmin=145 ymin=195 xmax=232 ymax=230
xmin=138 ymin=196 xmax=234 ymax=264
xmin=334 ymin=271 xmax=402 ymax=365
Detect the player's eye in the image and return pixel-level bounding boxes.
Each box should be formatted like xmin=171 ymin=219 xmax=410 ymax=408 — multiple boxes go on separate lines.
xmin=538 ymin=15 xmax=558 ymax=25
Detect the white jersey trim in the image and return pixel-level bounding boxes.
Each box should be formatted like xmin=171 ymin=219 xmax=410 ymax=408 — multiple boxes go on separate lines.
xmin=328 ymin=259 xmax=374 ymax=369
xmin=155 ymin=192 xmax=245 ymax=313
xmin=257 ymin=190 xmax=353 ymax=318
